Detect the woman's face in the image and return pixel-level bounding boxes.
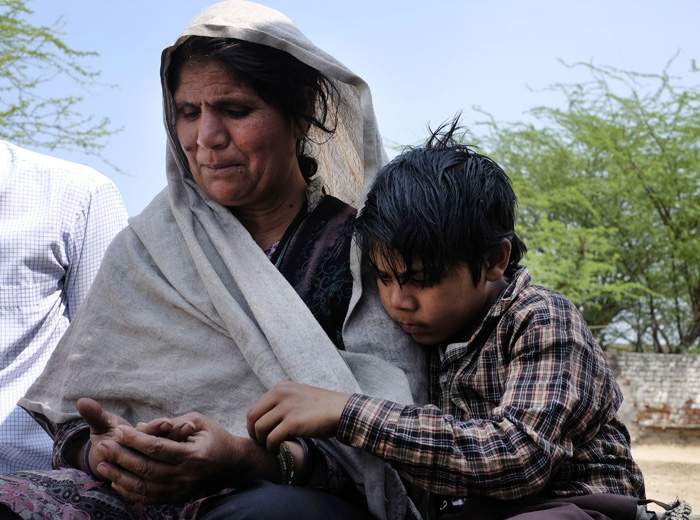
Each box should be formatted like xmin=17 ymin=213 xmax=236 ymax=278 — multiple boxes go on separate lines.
xmin=173 ymin=60 xmax=302 ymax=209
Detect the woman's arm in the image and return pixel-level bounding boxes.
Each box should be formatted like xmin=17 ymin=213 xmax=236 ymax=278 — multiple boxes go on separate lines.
xmin=53 ymin=398 xmax=132 ymax=476
xmin=52 ymin=418 xmax=90 ymax=470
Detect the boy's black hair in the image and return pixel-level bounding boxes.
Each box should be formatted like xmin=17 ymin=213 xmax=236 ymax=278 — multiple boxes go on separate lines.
xmin=355 ymin=117 xmax=526 ymax=286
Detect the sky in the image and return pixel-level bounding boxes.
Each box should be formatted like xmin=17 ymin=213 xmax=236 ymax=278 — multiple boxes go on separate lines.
xmin=28 ymin=0 xmax=700 ymax=216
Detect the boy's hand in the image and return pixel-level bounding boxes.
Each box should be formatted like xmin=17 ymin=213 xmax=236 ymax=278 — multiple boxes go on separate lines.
xmin=246 ymin=382 xmax=351 ymax=450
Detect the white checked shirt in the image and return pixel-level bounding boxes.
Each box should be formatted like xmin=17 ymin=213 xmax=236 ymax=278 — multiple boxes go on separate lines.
xmin=0 ymin=141 xmax=128 ymax=472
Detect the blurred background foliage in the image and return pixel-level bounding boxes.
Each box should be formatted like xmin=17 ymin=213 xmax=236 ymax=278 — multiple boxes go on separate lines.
xmin=477 ymin=59 xmax=700 ymax=353
xmin=0 ymin=0 xmax=116 ymax=157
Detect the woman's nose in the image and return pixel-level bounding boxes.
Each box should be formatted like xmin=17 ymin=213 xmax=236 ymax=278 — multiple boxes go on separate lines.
xmin=196 ymin=110 xmax=229 ymax=150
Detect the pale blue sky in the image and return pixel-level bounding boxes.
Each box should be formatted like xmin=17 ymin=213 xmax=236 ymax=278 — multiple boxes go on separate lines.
xmin=29 ymin=1 xmax=700 ymax=215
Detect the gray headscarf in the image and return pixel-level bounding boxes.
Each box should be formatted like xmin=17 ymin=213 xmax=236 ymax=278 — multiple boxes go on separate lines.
xmin=21 ymin=1 xmax=427 ymax=518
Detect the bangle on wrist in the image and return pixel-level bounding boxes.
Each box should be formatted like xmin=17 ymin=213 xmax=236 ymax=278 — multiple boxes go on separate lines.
xmin=276 ymin=441 xmax=296 ymax=485
xmin=82 ymin=439 xmax=96 ymax=478
xmin=276 ymin=438 xmax=314 ymax=486
xmin=294 ymin=437 xmax=313 ymax=484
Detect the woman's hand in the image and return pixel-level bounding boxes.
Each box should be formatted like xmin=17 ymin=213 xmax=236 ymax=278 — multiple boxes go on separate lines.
xmin=76 ymin=397 xmax=133 ymax=479
xmin=247 ymin=382 xmax=351 ymax=450
xmin=95 ymin=412 xmax=275 ymax=504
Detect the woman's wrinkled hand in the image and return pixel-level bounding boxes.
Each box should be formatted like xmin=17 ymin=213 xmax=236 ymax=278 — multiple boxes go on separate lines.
xmin=246 ymin=381 xmax=351 ymax=450
xmin=82 ymin=408 xmax=252 ymax=504
xmin=76 ymin=397 xmax=133 ymax=480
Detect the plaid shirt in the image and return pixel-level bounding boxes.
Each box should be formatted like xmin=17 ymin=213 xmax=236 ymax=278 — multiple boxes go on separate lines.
xmin=336 ymin=268 xmax=644 ymax=500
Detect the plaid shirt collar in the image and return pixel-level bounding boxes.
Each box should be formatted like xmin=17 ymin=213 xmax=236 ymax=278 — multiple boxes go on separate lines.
xmin=441 ymin=266 xmax=531 ymax=366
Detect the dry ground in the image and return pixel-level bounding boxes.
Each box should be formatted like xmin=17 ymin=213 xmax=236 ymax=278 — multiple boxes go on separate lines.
xmin=631 ymin=444 xmax=700 ymax=516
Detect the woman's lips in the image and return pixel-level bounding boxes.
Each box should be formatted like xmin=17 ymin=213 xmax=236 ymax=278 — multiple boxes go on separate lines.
xmin=201 ymin=163 xmax=244 ymax=176
xmin=203 ymin=162 xmax=241 ymax=169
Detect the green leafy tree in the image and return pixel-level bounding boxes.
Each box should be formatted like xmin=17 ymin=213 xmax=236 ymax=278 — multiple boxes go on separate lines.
xmin=0 ymin=0 xmax=114 ymax=155
xmin=480 ymin=59 xmax=700 ymax=352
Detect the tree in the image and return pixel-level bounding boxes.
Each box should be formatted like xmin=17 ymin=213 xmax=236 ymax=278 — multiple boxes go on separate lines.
xmin=480 ymin=59 xmax=700 ymax=352
xmin=0 ymin=0 xmax=115 ymax=155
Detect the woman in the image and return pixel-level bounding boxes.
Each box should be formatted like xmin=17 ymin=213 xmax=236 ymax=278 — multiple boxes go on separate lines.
xmin=0 ymin=1 xmax=427 ymax=519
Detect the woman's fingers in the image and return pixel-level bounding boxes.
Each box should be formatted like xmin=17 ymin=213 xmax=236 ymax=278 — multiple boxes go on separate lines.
xmin=96 ymin=461 xmax=174 ymax=504
xmin=135 ymin=418 xmax=174 ymax=437
xmin=136 ymin=413 xmax=202 ymax=441
xmin=159 ymin=415 xmax=199 ymax=441
xmin=77 ymin=397 xmax=113 ymax=434
xmin=95 ymin=439 xmax=177 ymax=482
xmin=115 ymin=425 xmax=193 ymax=464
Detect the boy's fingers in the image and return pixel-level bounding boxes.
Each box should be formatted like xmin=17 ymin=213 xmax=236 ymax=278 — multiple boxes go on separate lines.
xmin=251 ymin=407 xmax=286 ymax=447
xmin=266 ymin=422 xmax=290 ymax=452
xmin=246 ymin=393 xmax=279 ymax=442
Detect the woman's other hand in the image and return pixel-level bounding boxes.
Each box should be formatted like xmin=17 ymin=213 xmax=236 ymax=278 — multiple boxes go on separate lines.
xmin=247 ymin=382 xmax=351 ymax=450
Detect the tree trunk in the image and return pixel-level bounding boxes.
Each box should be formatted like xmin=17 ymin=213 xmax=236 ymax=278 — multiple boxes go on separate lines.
xmin=682 ymin=285 xmax=700 ymax=348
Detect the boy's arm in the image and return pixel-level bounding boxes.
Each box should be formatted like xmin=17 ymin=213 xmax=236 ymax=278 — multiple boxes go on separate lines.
xmin=248 ymin=306 xmax=613 ymax=500
xmin=336 ymin=308 xmax=614 ymax=499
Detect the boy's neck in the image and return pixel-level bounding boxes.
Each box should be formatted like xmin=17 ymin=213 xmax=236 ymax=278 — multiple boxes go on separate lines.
xmin=452 ymin=277 xmax=509 ymax=345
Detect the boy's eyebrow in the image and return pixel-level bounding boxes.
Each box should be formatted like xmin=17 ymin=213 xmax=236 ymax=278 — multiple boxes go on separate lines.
xmin=370 ymin=265 xmax=390 ymax=277
xmin=372 ymin=265 xmax=425 ymax=283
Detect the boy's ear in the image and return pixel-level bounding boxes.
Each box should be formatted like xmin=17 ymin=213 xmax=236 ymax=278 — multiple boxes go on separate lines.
xmin=484 ymin=239 xmax=512 ymax=282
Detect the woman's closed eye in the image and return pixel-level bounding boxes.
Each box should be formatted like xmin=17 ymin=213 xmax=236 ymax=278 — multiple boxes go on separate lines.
xmin=177 ymin=104 xmax=200 ymax=121
xmin=221 ymin=105 xmax=252 ymax=119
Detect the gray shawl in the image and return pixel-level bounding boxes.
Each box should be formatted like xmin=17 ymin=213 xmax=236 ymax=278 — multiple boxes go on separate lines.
xmin=21 ymin=1 xmax=427 ymax=518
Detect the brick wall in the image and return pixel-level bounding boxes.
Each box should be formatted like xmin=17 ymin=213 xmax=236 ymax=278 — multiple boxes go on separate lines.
xmin=607 ymin=353 xmax=700 ymax=434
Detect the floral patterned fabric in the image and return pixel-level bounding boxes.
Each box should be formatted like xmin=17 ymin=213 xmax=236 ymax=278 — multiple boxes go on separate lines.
xmin=0 ymin=470 xmax=195 ymax=519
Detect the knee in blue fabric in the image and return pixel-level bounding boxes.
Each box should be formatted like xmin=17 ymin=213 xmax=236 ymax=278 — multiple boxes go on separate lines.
xmin=198 ymin=481 xmax=370 ymax=520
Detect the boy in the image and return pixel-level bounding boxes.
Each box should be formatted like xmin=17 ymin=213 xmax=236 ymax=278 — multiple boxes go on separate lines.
xmin=247 ymin=121 xmax=645 ymax=519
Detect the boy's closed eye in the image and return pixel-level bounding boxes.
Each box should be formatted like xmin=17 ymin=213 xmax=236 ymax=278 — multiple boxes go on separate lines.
xmin=374 ymin=269 xmax=430 ymax=289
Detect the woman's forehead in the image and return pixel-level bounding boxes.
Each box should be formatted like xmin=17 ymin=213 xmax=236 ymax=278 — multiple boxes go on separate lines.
xmin=172 ymin=52 xmax=245 ymax=83
xmin=174 ymin=61 xmax=255 ymax=100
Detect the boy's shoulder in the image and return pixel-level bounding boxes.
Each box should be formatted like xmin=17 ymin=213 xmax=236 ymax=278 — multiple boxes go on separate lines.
xmin=487 ymin=268 xmax=618 ymax=406
xmin=494 ymin=268 xmax=592 ymax=343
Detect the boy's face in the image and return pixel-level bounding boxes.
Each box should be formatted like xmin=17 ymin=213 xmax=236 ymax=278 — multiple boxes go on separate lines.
xmin=372 ymin=252 xmax=492 ymax=346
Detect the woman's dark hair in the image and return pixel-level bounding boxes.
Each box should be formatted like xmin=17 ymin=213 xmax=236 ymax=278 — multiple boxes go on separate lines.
xmin=167 ymin=36 xmax=338 ymax=179
xmin=355 ymin=117 xmax=527 ymax=287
